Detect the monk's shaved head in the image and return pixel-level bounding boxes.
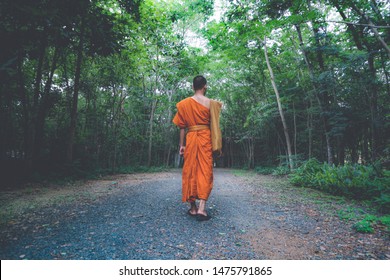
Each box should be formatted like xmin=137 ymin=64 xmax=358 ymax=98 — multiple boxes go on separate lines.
xmin=193 ymin=75 xmax=207 ymax=91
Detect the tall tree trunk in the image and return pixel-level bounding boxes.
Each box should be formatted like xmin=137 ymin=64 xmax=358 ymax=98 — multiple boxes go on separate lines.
xmin=311 ymin=24 xmax=334 ymax=164
xmin=293 ymin=101 xmax=297 ymax=157
xmin=33 ymin=38 xmax=46 ymax=111
xmin=112 ymin=87 xmax=119 ymax=171
xmin=264 ymin=36 xmax=294 ymax=170
xmin=147 ymin=45 xmax=160 ymax=167
xmin=147 ymin=98 xmax=157 ymax=167
xmin=331 ymin=0 xmax=364 ymax=50
xmin=33 ymin=47 xmax=60 ymax=161
xmin=166 ymin=145 xmax=172 ymax=167
xmin=351 ymin=134 xmax=359 ymax=164
xmin=334 ymin=0 xmax=384 ymax=161
xmin=26 ymin=38 xmax=47 ymax=169
xmin=17 ymin=52 xmax=30 ymax=162
xmin=294 ymin=24 xmax=333 ymax=164
xmin=165 ymin=88 xmax=175 ymax=167
xmin=360 ymin=34 xmax=379 ymax=162
xmin=380 ymin=52 xmax=390 ymax=97
xmin=307 ymin=101 xmax=313 ymax=159
xmin=66 ymin=19 xmax=85 ymax=163
xmin=368 ymin=54 xmax=378 ymax=161
xmin=242 ymin=137 xmax=254 ymax=169
xmin=350 ymin=3 xmax=390 ymax=57
xmin=370 ymin=0 xmax=383 ymax=19
xmin=112 ymin=88 xmax=126 ymax=171
xmin=228 ymin=137 xmax=233 ymax=168
xmin=337 ymin=136 xmax=345 ymax=165
xmin=250 ymin=136 xmax=254 ymax=169
xmin=362 ymin=131 xmax=369 ymax=164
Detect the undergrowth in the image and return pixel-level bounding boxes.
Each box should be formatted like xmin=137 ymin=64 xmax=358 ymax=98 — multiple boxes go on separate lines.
xmin=288 ymin=159 xmax=390 ymax=233
xmin=254 ymin=160 xmax=390 ymax=233
xmin=289 ymin=159 xmax=390 ymax=214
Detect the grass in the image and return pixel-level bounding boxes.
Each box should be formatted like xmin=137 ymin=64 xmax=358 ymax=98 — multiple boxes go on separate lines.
xmin=351 ymin=214 xmax=390 ymax=234
xmin=337 ymin=207 xmax=365 ymax=221
xmin=244 ymin=168 xmax=390 ymax=234
xmin=0 ymin=183 xmax=100 ymax=226
xmin=378 ymin=215 xmax=390 ymax=231
xmin=0 ymin=167 xmax=168 ymax=227
xmin=232 ymin=169 xmax=256 ymax=177
xmin=1 ymin=165 xmax=169 ymax=204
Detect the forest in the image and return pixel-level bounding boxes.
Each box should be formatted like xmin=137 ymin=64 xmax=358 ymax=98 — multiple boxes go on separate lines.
xmin=1 ymin=0 xmax=389 ymax=207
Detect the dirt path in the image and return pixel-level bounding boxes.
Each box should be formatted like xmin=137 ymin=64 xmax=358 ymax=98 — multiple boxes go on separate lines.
xmin=0 ymin=169 xmax=389 ymax=260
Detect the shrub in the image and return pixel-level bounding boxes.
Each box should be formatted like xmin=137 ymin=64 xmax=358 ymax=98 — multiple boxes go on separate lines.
xmin=272 ymin=166 xmax=290 ymax=176
xmin=374 ymin=193 xmax=390 ymax=214
xmin=353 ymin=219 xmax=375 ymax=233
xmin=254 ymin=165 xmax=291 ymax=176
xmin=289 ymin=158 xmax=322 ymax=187
xmin=254 ymin=166 xmax=275 ymax=175
xmin=378 ymin=215 xmax=390 ymax=231
xmin=289 ymin=160 xmax=390 ymax=213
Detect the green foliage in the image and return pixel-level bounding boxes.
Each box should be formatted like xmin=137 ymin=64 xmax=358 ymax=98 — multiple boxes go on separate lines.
xmin=353 ymin=217 xmax=375 ymax=234
xmin=351 ymin=214 xmax=378 ymax=234
xmin=254 ymin=164 xmax=291 ymax=176
xmin=254 ymin=166 xmax=275 ymax=175
xmin=352 ymin=214 xmax=390 ymax=233
xmin=378 ymin=215 xmax=390 ymax=231
xmin=1 ymin=0 xmax=390 ymax=183
xmin=117 ymin=165 xmax=168 ymax=174
xmin=374 ymin=193 xmax=390 ymax=214
xmin=337 ymin=207 xmax=390 ymax=233
xmin=290 ymin=160 xmax=390 ymax=213
xmin=337 ymin=207 xmax=364 ymax=221
xmin=272 ymin=166 xmax=291 ymax=176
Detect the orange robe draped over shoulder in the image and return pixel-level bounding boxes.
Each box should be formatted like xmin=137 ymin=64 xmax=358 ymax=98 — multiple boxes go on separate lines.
xmin=173 ymin=97 xmax=213 ymax=202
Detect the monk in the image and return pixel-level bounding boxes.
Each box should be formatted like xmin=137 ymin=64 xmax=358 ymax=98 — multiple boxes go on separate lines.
xmin=172 ymin=75 xmax=217 ymax=221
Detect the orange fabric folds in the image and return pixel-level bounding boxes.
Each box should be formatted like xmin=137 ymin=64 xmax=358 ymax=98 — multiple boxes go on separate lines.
xmin=173 ymin=98 xmax=213 ymax=202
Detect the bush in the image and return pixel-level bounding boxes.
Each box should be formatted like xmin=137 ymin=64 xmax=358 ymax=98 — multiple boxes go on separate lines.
xmin=254 ymin=166 xmax=275 ymax=175
xmin=374 ymin=193 xmax=390 ymax=214
xmin=272 ymin=166 xmax=290 ymax=176
xmin=378 ymin=215 xmax=390 ymax=231
xmin=290 ymin=160 xmax=390 ymax=213
xmin=254 ymin=165 xmax=291 ymax=176
xmin=353 ymin=219 xmax=375 ymax=233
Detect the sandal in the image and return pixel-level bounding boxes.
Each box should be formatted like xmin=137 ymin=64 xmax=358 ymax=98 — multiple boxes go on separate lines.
xmin=187 ymin=209 xmax=197 ymax=217
xmin=196 ymin=213 xmax=211 ymax=221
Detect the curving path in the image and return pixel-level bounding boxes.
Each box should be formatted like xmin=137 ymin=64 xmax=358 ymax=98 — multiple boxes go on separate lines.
xmin=0 ymin=169 xmax=389 ymax=260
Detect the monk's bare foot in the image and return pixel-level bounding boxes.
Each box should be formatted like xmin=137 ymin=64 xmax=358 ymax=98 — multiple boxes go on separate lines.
xmin=188 ymin=208 xmax=197 ymax=216
xmin=196 ymin=210 xmax=208 ymax=216
xmin=197 ymin=200 xmax=208 ymax=217
xmin=187 ymin=202 xmax=197 ymax=216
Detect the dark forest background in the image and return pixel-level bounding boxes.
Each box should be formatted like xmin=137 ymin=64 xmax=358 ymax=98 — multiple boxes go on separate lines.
xmin=1 ymin=0 xmax=389 ymax=189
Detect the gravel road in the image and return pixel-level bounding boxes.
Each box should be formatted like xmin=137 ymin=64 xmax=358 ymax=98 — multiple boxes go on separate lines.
xmin=0 ymin=169 xmax=389 ymax=260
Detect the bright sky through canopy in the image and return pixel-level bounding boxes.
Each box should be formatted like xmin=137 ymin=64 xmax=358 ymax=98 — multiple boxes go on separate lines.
xmin=184 ymin=0 xmax=223 ymax=51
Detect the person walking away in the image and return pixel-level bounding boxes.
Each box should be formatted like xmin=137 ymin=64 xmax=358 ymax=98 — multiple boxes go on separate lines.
xmin=172 ymin=75 xmax=222 ymax=221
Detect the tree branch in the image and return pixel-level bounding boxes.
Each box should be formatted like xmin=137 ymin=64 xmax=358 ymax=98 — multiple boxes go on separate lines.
xmin=325 ymin=20 xmax=390 ymax=29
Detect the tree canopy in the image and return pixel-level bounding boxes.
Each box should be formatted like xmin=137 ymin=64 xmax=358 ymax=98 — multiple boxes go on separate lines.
xmin=1 ymin=0 xmax=389 ymax=182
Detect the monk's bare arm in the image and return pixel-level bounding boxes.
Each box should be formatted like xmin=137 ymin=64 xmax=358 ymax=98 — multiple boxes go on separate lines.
xmin=179 ymin=128 xmax=185 ymax=155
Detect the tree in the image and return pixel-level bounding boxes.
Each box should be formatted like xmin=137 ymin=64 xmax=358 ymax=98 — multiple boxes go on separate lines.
xmin=263 ymin=36 xmax=294 ymax=170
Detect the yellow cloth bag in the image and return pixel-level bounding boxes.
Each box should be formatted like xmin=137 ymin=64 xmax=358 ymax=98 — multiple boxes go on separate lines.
xmin=210 ymin=100 xmax=222 ymax=155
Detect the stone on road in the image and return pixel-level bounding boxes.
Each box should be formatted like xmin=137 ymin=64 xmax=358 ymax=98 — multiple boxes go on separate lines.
xmin=0 ymin=169 xmax=388 ymax=260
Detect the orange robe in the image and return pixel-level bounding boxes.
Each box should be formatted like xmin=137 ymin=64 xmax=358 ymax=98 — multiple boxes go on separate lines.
xmin=173 ymin=97 xmax=213 ymax=202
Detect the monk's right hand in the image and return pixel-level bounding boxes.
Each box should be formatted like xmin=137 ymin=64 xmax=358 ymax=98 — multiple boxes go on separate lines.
xmin=179 ymin=145 xmax=185 ymax=155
